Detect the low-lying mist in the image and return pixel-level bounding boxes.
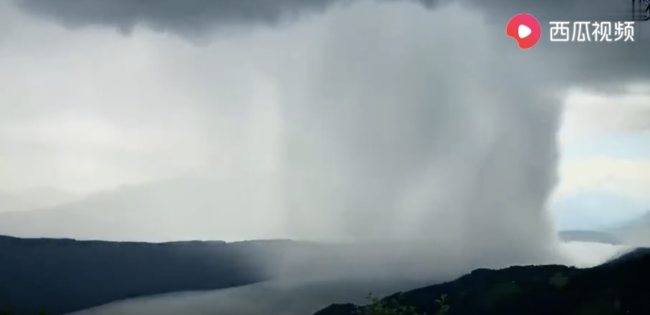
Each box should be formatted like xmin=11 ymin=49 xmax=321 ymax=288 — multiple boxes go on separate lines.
xmin=68 ymin=241 xmax=630 ymax=315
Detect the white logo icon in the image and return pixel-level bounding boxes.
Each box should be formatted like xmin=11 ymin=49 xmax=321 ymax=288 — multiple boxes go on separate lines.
xmin=518 ymin=25 xmax=532 ymax=38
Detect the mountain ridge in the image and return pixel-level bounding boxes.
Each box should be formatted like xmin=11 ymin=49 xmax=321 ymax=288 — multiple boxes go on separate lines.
xmin=0 ymin=234 xmax=637 ymax=315
xmin=314 ymin=248 xmax=650 ymax=315
xmin=0 ymin=235 xmax=292 ymax=315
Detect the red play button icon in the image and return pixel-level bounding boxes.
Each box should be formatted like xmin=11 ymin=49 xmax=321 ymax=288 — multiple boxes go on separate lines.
xmin=506 ymin=14 xmax=541 ymax=49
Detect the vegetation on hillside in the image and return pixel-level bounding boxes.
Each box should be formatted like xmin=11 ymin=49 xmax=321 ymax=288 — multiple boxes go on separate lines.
xmin=356 ymin=293 xmax=449 ymax=315
xmin=1 ymin=293 xmax=450 ymax=315
xmin=4 ymin=245 xmax=650 ymax=315
xmin=314 ymin=248 xmax=650 ymax=315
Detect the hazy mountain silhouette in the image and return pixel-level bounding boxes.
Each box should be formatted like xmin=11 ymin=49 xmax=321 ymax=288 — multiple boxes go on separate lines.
xmin=604 ymin=210 xmax=650 ymax=246
xmin=16 ymin=186 xmax=79 ymax=209
xmin=3 ymin=234 xmax=511 ymax=315
xmin=558 ymin=230 xmax=621 ymax=245
xmin=1 ymin=177 xmax=632 ymax=245
xmin=0 ymin=177 xmax=280 ymax=241
xmin=0 ymin=191 xmax=30 ymax=212
xmin=553 ymin=191 xmax=648 ymax=231
xmin=0 ymin=187 xmax=76 ymax=213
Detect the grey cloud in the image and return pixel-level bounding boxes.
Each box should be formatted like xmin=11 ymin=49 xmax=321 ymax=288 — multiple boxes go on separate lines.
xmin=3 ymin=0 xmax=561 ymax=259
xmin=13 ymin=0 xmax=349 ymax=37
xmin=617 ymin=108 xmax=650 ymax=131
xmin=565 ymin=90 xmax=650 ymax=132
xmin=273 ymin=3 xmax=560 ymax=252
xmin=12 ymin=0 xmax=650 ymax=87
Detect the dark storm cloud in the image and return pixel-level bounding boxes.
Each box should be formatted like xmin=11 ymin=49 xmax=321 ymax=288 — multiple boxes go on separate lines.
xmin=13 ymin=0 xmax=351 ymax=36
xmin=12 ymin=0 xmax=650 ymax=86
xmin=464 ymin=0 xmax=650 ymax=89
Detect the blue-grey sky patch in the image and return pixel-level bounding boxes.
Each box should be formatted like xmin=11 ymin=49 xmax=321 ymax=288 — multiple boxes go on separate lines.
xmin=562 ymin=131 xmax=650 ymax=161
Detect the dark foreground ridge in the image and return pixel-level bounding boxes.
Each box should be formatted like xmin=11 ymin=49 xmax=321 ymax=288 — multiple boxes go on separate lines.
xmin=2 ymin=234 xmax=647 ymax=315
xmin=314 ymin=248 xmax=650 ymax=315
xmin=0 ymin=235 xmax=331 ymax=315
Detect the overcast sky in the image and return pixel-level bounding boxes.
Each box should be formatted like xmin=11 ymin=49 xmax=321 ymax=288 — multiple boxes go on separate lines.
xmin=0 ymin=0 xmax=647 ymax=195
xmin=0 ymin=0 xmax=648 ymax=247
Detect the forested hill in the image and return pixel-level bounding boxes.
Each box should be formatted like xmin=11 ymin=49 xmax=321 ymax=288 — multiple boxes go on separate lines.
xmin=0 ymin=235 xmax=321 ymax=315
xmin=315 ymin=248 xmax=650 ymax=315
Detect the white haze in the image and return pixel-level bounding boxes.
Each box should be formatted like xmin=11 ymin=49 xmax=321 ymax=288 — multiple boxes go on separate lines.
xmin=68 ymin=241 xmax=631 ymax=315
xmin=1 ymin=0 xmax=559 ymax=250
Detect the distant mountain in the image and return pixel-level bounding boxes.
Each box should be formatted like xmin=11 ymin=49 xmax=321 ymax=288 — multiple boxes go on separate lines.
xmin=15 ymin=186 xmax=79 ymax=209
xmin=553 ymin=191 xmax=648 ymax=231
xmin=1 ymin=177 xmax=640 ymax=245
xmin=0 ymin=235 xmax=336 ymax=315
xmin=558 ymin=230 xmax=621 ymax=245
xmin=2 ymin=234 xmax=480 ymax=315
xmin=2 ymin=234 xmax=601 ymax=315
xmin=0 ymin=177 xmax=280 ymax=241
xmin=604 ymin=210 xmax=650 ymax=246
xmin=0 ymin=187 xmax=78 ymax=213
xmin=0 ymin=191 xmax=31 ymax=212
